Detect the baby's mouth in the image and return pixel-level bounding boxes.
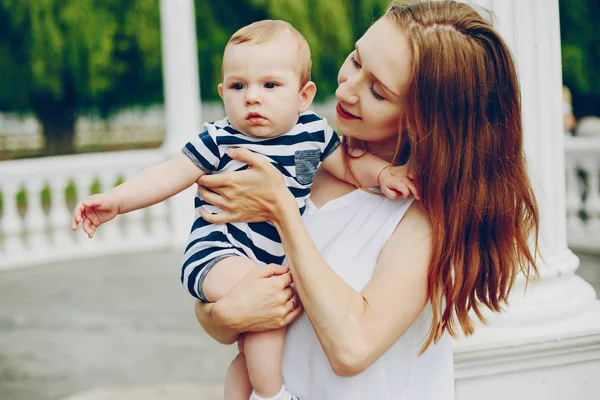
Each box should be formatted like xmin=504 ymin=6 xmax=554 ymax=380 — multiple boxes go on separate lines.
xmin=247 ymin=112 xmax=268 ymax=125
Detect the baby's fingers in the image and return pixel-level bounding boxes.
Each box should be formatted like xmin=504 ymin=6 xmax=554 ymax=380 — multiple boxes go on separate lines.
xmin=405 ymin=180 xmax=421 ymax=200
xmin=381 ymin=185 xmax=400 ymax=200
xmin=388 ymin=180 xmax=414 ymax=200
xmin=72 ymin=202 xmax=86 ymax=229
xmin=71 ymin=214 xmax=80 ymax=231
xmin=82 ymin=217 xmax=97 ymax=238
xmin=395 ymin=183 xmax=411 ymax=199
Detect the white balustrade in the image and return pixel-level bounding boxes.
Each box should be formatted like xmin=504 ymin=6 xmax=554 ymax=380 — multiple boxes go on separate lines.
xmin=565 ymin=136 xmax=600 ymax=252
xmin=1 ymin=0 xmax=201 ymax=269
xmin=0 ymin=149 xmax=186 ymax=270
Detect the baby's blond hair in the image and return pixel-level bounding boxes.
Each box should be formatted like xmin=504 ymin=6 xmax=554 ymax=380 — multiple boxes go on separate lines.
xmin=222 ymin=20 xmax=312 ymax=88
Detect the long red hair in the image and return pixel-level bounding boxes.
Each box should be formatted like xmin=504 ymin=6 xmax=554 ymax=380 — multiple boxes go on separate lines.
xmin=344 ymin=0 xmax=540 ymax=351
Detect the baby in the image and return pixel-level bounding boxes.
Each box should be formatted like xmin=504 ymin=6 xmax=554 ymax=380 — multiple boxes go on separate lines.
xmin=72 ymin=20 xmax=418 ymax=400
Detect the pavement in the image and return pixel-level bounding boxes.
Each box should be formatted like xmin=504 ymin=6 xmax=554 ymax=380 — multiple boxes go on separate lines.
xmin=0 ymin=249 xmax=599 ymax=400
xmin=0 ymin=250 xmax=236 ymax=400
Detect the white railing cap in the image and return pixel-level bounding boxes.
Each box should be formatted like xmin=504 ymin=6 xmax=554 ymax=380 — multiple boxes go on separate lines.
xmin=0 ymin=149 xmax=168 ymax=183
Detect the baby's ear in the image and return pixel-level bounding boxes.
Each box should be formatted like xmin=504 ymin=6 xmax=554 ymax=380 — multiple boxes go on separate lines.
xmin=299 ymin=81 xmax=317 ymax=112
xmin=218 ymin=83 xmax=224 ymax=100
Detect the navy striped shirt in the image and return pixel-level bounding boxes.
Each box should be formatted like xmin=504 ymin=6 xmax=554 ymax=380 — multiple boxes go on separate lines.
xmin=180 ymin=111 xmax=340 ymax=296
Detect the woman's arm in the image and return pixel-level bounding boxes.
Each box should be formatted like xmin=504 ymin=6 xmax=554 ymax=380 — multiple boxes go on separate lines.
xmin=195 ymin=301 xmax=238 ymax=345
xmin=198 ymin=148 xmax=432 ymax=376
xmin=274 ymin=200 xmax=431 ymax=376
xmin=194 ymin=264 xmax=304 ymax=344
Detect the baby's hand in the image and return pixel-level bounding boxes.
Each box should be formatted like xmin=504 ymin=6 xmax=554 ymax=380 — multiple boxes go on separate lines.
xmin=71 ymin=193 xmax=120 ymax=238
xmin=378 ymin=165 xmax=421 ymax=200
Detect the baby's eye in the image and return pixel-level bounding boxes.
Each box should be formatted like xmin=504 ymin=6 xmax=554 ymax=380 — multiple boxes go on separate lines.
xmin=231 ymin=83 xmax=245 ymax=90
xmin=264 ymin=82 xmax=278 ymax=89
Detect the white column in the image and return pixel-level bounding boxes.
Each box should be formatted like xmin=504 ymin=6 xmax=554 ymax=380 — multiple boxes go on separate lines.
xmin=160 ymin=0 xmax=201 ymax=248
xmin=455 ymin=1 xmax=600 ymax=399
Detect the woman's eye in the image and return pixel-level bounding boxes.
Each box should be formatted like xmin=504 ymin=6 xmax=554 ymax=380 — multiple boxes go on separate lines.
xmin=370 ymin=84 xmax=385 ymax=101
xmin=350 ymin=55 xmax=361 ymax=69
xmin=264 ymin=82 xmax=278 ymax=89
xmin=231 ymin=83 xmax=244 ymax=90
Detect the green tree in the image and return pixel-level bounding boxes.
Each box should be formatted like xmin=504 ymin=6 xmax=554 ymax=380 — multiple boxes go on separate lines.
xmin=0 ymin=0 xmax=162 ymax=155
xmin=0 ymin=0 xmax=393 ymax=156
xmin=559 ymin=0 xmax=600 ymax=117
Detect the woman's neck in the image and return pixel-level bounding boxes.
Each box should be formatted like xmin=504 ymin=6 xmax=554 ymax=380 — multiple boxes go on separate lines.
xmin=364 ymin=136 xmax=409 ymax=165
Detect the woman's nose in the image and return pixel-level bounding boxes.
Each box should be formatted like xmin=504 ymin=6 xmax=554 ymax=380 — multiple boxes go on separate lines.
xmin=335 ymin=79 xmax=359 ymax=105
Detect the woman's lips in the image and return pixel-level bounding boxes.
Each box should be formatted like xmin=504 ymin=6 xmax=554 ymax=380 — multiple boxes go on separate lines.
xmin=336 ymin=102 xmax=360 ymax=120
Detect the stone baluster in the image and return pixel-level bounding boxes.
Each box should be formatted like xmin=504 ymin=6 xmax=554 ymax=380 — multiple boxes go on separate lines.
xmin=0 ymin=181 xmax=25 ymax=268
xmin=23 ymin=178 xmax=49 ymax=262
xmin=48 ymin=176 xmax=74 ymax=253
xmin=582 ymin=157 xmax=600 ymax=234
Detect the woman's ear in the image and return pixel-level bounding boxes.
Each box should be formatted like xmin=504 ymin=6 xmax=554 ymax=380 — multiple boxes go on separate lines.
xmin=299 ymin=81 xmax=317 ymax=113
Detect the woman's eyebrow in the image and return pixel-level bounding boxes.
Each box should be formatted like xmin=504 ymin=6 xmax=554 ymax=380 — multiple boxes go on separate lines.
xmin=355 ymin=44 xmax=401 ymax=100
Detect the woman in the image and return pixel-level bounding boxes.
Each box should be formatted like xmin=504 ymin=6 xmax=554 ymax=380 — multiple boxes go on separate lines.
xmin=195 ymin=1 xmax=539 ymax=399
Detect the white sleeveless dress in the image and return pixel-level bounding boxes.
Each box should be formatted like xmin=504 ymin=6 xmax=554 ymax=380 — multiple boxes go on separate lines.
xmin=281 ymin=190 xmax=455 ymax=400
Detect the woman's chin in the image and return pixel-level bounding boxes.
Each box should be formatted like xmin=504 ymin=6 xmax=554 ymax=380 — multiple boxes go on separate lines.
xmin=334 ymin=113 xmax=354 ymax=135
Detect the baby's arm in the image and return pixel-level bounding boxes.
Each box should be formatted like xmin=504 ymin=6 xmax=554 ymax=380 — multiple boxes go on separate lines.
xmin=72 ymin=154 xmax=204 ymax=237
xmin=321 ymin=146 xmax=420 ymax=200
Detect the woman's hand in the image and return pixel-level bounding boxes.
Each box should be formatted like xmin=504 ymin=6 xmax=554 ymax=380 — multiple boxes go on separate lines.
xmin=197 ymin=148 xmax=297 ymax=225
xmin=196 ymin=264 xmax=303 ymax=337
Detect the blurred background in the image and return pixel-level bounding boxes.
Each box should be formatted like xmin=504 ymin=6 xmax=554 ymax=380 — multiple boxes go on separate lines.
xmin=0 ymin=0 xmax=390 ymax=159
xmin=0 ymin=0 xmax=598 ymax=158
xmin=0 ymin=0 xmax=599 ymax=399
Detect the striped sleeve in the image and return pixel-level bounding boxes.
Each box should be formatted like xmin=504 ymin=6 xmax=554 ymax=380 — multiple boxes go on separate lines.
xmin=321 ymin=119 xmax=341 ymax=161
xmin=181 ymin=122 xmax=221 ymax=174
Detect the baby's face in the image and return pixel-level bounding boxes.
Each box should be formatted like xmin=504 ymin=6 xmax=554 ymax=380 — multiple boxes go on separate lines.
xmin=219 ymin=36 xmax=307 ymax=138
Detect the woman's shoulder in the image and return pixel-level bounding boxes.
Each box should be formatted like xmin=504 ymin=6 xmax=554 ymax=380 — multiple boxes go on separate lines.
xmin=386 ymin=200 xmax=432 ymax=249
xmin=402 ymin=200 xmax=431 ymax=230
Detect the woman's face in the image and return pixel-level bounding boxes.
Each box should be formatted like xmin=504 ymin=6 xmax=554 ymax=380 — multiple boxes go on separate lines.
xmin=335 ymin=17 xmax=413 ymax=146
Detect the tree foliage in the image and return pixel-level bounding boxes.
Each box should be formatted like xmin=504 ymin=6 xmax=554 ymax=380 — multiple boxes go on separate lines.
xmin=1 ymin=0 xmax=598 ymax=156
xmin=559 ymin=0 xmax=600 ymax=117
xmin=0 ymin=0 xmax=162 ymax=155
xmin=0 ymin=0 xmax=390 ymax=155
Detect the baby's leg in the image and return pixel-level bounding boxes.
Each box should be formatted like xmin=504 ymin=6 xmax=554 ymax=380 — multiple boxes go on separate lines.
xmin=202 ymin=256 xmax=289 ymax=400
xmin=201 ymin=255 xmax=256 ymax=303
xmin=224 ymin=352 xmax=252 ymax=400
xmin=202 ymin=256 xmax=256 ymax=400
xmin=245 ymin=327 xmax=287 ymax=399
